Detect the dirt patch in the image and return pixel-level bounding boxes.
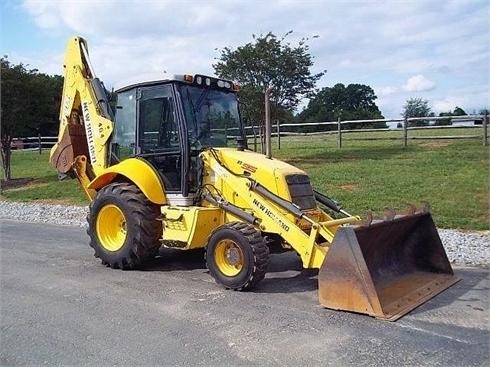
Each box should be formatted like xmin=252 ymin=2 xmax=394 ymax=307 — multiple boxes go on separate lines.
xmin=0 ymin=178 xmax=34 ymax=190
xmin=475 ymin=192 xmax=490 ymax=227
xmin=421 ymin=141 xmax=451 ymax=149
xmin=338 ymin=183 xmax=360 ymax=192
xmin=474 ymin=218 xmax=489 ymax=230
xmin=479 ymin=191 xmax=490 ymax=208
xmin=0 ymin=178 xmax=48 ymax=192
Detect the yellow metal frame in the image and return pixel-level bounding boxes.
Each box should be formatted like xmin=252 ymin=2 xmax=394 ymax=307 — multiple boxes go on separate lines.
xmin=88 ymin=158 xmax=166 ymax=205
xmin=50 ymin=36 xmax=113 ymax=178
xmin=160 ymin=206 xmax=223 ymax=249
xmin=72 ymin=155 xmax=96 ymax=201
xmin=200 ymin=149 xmax=361 ymax=269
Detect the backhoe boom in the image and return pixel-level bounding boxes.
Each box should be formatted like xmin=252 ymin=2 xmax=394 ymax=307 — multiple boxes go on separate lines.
xmin=50 ymin=36 xmax=113 ymax=199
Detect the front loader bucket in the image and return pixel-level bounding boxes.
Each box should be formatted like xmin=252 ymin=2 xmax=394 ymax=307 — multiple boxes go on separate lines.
xmin=318 ymin=212 xmax=459 ymax=321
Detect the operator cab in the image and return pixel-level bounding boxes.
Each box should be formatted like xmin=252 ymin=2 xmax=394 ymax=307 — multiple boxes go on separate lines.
xmin=112 ymin=74 xmax=245 ymax=203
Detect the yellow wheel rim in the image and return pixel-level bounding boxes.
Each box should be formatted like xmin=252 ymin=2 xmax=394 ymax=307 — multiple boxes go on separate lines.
xmin=96 ymin=204 xmax=127 ymax=252
xmin=214 ymin=240 xmax=244 ymax=277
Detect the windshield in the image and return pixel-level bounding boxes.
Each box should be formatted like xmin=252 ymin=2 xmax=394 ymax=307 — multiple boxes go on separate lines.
xmin=178 ymin=84 xmax=243 ymax=149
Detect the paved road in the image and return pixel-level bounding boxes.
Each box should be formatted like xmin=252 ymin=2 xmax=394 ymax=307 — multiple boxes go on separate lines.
xmin=1 ymin=219 xmax=488 ymax=366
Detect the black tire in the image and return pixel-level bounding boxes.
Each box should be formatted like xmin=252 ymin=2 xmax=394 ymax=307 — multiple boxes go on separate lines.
xmin=205 ymin=222 xmax=269 ymax=291
xmin=87 ymin=182 xmax=162 ymax=269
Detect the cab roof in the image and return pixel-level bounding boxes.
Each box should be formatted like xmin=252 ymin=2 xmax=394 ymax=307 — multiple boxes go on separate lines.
xmin=115 ymin=73 xmax=239 ymax=93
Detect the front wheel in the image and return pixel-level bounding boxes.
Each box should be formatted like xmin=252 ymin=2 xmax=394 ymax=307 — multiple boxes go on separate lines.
xmin=87 ymin=182 xmax=162 ymax=269
xmin=206 ymin=222 xmax=269 ymax=291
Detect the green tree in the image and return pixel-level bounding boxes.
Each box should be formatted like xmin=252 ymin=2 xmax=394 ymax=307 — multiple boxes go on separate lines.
xmin=1 ymin=57 xmax=62 ymax=181
xmin=297 ymin=83 xmax=385 ymax=131
xmin=402 ymin=97 xmax=432 ymax=127
xmin=436 ymin=112 xmax=453 ymax=126
xmin=453 ymin=106 xmax=466 ymax=116
xmin=474 ymin=108 xmax=489 ymax=125
xmin=213 ymin=31 xmax=325 ymax=126
xmin=436 ymin=106 xmax=468 ymax=126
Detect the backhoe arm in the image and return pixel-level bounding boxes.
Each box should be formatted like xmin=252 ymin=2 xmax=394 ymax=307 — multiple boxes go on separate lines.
xmin=50 ymin=36 xmax=114 ymax=199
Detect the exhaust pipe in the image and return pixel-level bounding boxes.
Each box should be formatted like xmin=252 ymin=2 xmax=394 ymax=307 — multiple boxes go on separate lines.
xmin=264 ymin=87 xmax=272 ymax=159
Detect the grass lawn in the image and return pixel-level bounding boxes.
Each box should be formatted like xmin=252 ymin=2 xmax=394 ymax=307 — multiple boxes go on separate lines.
xmin=1 ymin=128 xmax=489 ymax=230
xmin=0 ymin=150 xmax=87 ymax=205
xmin=273 ymin=128 xmax=489 ymax=230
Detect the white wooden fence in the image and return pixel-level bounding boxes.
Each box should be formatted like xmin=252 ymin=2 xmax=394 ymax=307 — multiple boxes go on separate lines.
xmin=11 ymin=113 xmax=489 ymax=153
xmin=246 ymin=113 xmax=488 ymax=149
xmin=10 ymin=136 xmax=58 ymax=153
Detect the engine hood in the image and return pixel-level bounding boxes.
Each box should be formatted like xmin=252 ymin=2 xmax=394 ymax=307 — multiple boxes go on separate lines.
xmin=210 ymin=148 xmax=316 ymax=210
xmin=216 ymin=148 xmax=305 ymax=178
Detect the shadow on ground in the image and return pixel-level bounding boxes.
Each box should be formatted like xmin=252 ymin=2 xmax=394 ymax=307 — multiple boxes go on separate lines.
xmin=142 ymin=248 xmax=207 ymax=272
xmin=141 ymin=248 xmax=318 ymax=293
xmin=139 ymin=246 xmax=488 ymax=314
xmin=410 ymin=267 xmax=489 ymax=315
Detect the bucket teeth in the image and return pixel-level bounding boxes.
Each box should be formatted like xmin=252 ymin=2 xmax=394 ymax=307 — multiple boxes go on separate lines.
xmin=383 ymin=208 xmax=396 ymax=221
xmin=420 ymin=201 xmax=431 ymax=213
xmin=403 ymin=204 xmax=417 ymax=216
xmin=361 ymin=211 xmax=374 ymax=227
xmin=360 ymin=202 xmax=431 ymax=227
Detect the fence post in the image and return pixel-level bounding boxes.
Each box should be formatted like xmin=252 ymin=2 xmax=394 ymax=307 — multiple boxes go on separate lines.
xmin=403 ymin=116 xmax=408 ymax=147
xmin=252 ymin=124 xmax=258 ymax=152
xmin=38 ymin=132 xmax=42 ymax=155
xmin=259 ymin=123 xmax=264 ymax=153
xmin=337 ymin=117 xmax=342 ymax=148
xmin=276 ymin=120 xmax=281 ymax=150
xmin=484 ymin=112 xmax=488 ymax=147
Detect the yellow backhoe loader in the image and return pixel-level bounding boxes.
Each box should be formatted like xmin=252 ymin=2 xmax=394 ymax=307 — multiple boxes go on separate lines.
xmin=50 ymin=36 xmax=458 ymax=321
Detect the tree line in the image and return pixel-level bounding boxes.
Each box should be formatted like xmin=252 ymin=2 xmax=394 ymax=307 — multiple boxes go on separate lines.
xmin=1 ymin=57 xmax=63 ymax=180
xmin=402 ymin=97 xmax=487 ymax=127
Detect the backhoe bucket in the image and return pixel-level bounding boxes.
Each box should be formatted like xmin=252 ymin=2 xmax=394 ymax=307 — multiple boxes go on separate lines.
xmin=50 ymin=124 xmax=87 ymax=174
xmin=318 ymin=212 xmax=459 ymax=321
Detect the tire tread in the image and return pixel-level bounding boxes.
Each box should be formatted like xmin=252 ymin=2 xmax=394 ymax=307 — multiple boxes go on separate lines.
xmin=206 ymin=221 xmax=269 ymax=291
xmin=87 ymin=182 xmax=161 ymax=270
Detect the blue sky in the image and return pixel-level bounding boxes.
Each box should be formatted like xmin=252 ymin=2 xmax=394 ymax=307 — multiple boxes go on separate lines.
xmin=1 ymin=0 xmax=489 ymax=118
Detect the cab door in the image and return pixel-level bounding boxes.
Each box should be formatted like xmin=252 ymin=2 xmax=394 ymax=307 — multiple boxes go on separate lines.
xmin=137 ymin=84 xmax=184 ymax=193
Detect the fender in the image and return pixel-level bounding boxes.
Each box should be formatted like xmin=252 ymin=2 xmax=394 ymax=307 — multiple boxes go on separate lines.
xmin=88 ymin=158 xmax=166 ymax=204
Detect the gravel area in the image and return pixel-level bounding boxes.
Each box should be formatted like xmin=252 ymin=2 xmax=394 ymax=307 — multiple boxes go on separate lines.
xmin=1 ymin=201 xmax=488 ymax=267
xmin=0 ymin=201 xmax=89 ymax=227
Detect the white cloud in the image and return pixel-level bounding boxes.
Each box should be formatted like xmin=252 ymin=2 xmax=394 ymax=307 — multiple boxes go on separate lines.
xmin=6 ymin=50 xmax=63 ymax=76
xmin=403 ymin=75 xmax=436 ymax=92
xmin=433 ymin=97 xmax=464 ymax=113
xmin=377 ymin=86 xmax=399 ymax=97
xmin=433 ymin=86 xmax=489 ymax=114
xmin=15 ymin=0 xmax=490 ymax=118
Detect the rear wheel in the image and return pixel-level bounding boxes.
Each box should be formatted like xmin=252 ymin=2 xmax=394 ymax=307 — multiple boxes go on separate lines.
xmin=206 ymin=222 xmax=269 ymax=291
xmin=87 ymin=182 xmax=162 ymax=269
